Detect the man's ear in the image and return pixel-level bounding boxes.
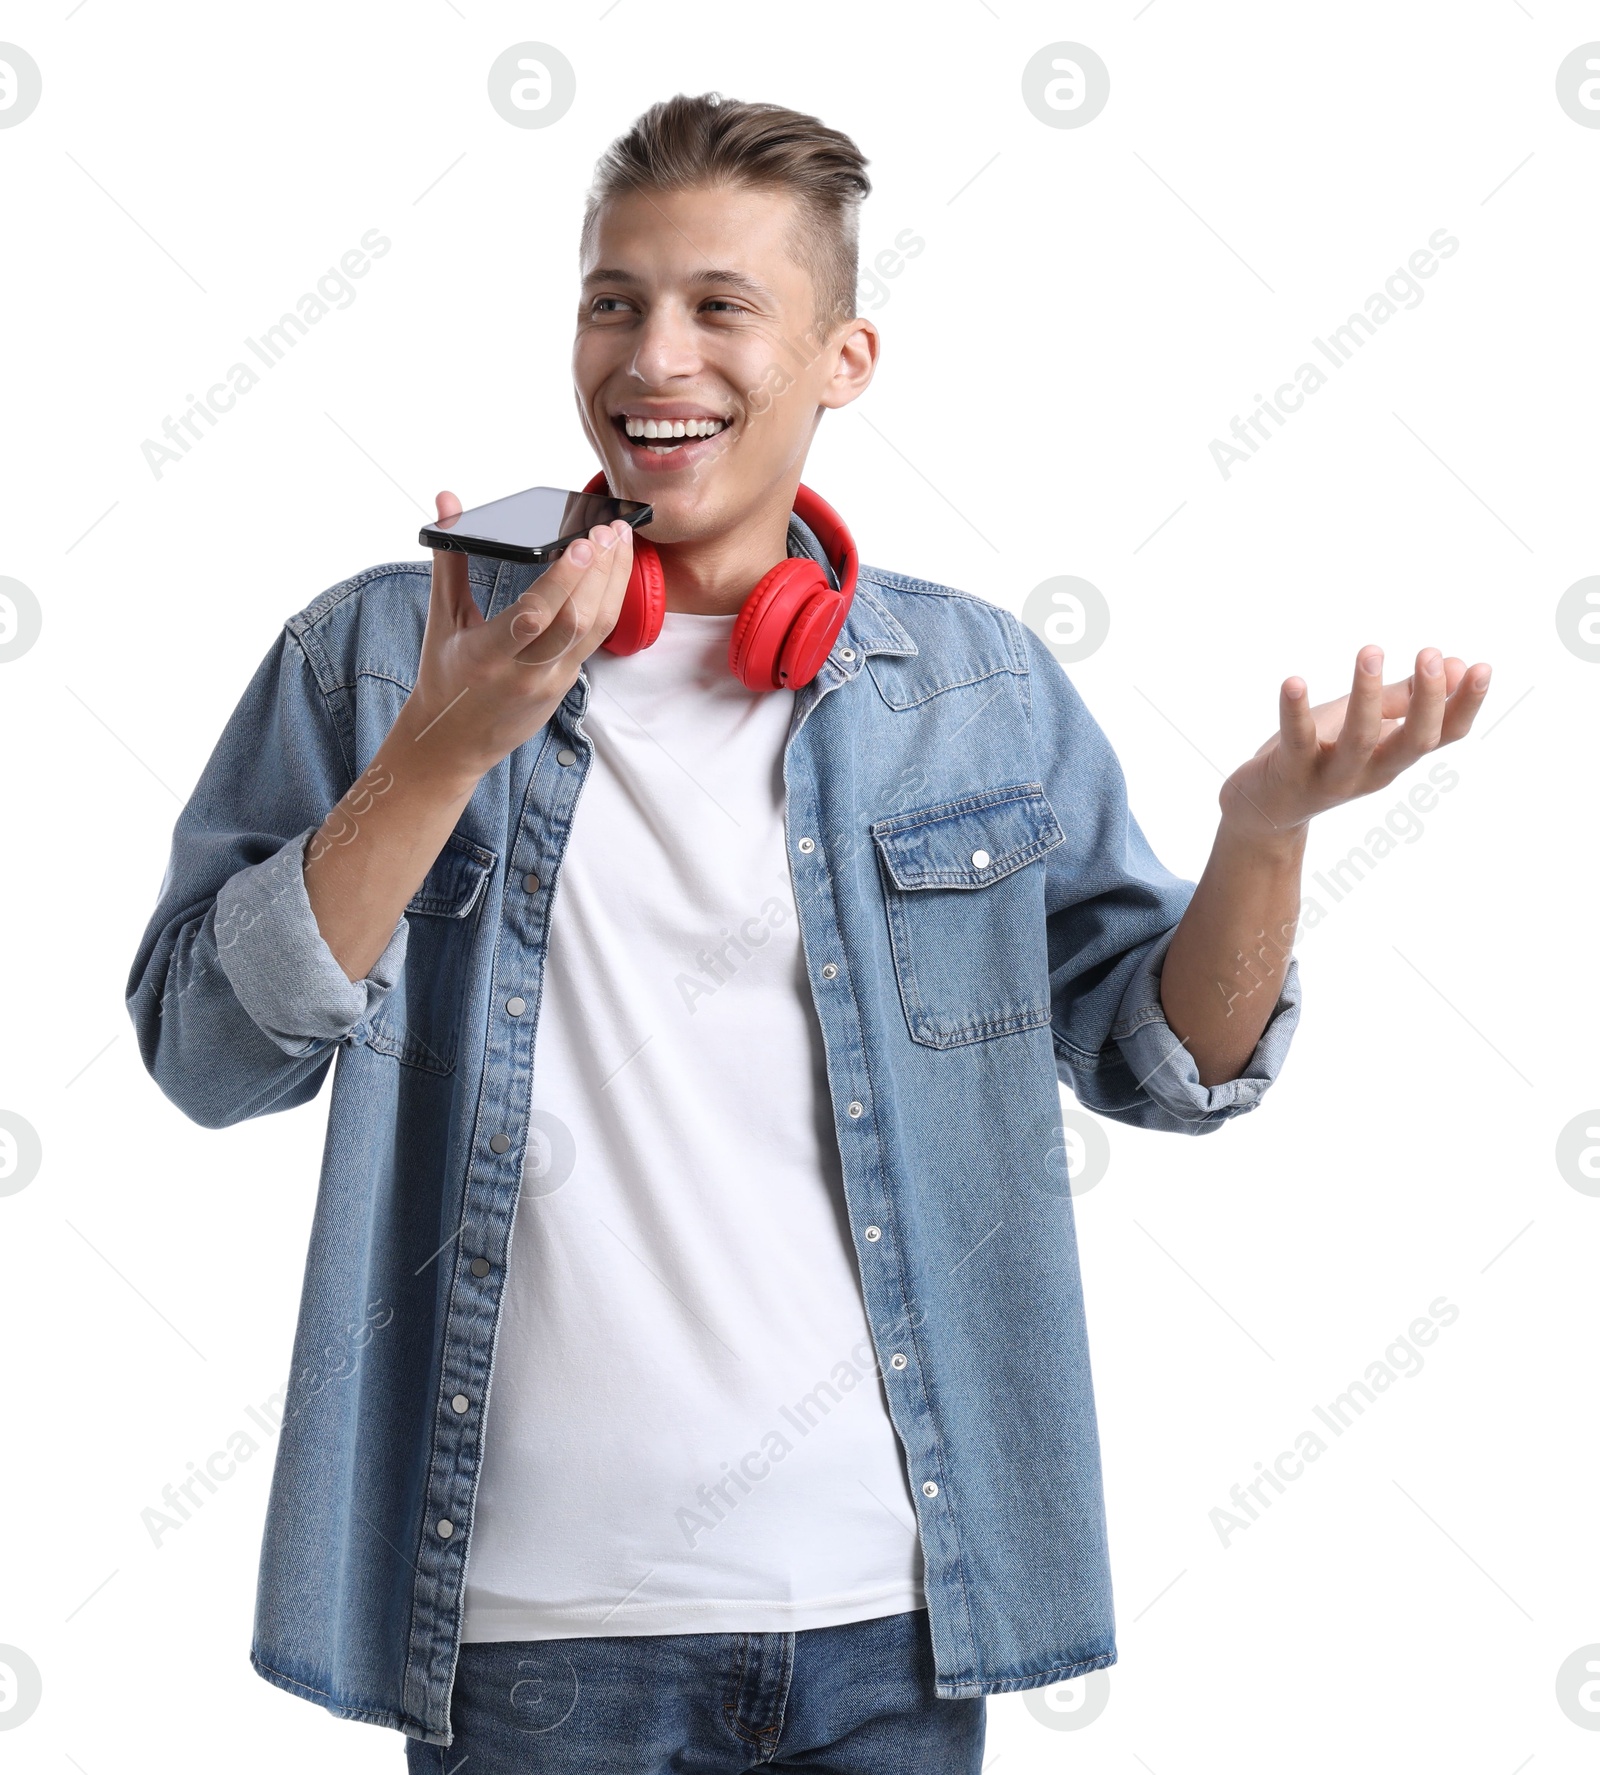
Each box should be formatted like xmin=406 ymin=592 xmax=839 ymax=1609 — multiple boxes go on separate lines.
xmin=820 ymin=315 xmax=880 ymax=412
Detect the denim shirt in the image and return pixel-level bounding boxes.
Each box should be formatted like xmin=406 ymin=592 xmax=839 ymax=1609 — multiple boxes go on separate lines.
xmin=126 ymin=515 xmax=1300 ymax=1746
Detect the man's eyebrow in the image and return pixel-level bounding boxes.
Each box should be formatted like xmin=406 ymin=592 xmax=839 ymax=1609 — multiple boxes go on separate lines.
xmin=580 ymin=266 xmax=775 ymax=300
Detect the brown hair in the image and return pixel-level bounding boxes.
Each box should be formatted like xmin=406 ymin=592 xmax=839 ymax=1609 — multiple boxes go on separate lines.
xmin=581 ymin=93 xmax=872 ymax=329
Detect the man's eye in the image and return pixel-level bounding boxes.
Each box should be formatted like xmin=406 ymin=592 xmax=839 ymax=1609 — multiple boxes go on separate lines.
xmin=702 ymin=300 xmax=745 ymax=314
xmin=591 ymin=297 xmax=631 ymax=314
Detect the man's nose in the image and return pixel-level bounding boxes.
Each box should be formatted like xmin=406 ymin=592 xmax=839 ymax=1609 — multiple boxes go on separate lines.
xmin=628 ymin=304 xmax=703 ymax=386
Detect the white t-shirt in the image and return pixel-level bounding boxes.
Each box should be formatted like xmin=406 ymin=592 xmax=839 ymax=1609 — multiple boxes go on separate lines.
xmin=461 ymin=607 xmax=926 ymax=1642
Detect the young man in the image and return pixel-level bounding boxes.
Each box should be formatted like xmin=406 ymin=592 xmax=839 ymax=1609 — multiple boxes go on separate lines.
xmin=127 ymin=94 xmax=1490 ymax=1772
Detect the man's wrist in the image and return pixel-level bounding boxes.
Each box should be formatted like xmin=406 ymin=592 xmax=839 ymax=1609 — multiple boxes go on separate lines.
xmin=384 ymin=701 xmax=491 ymax=803
xmin=1213 ymin=807 xmax=1309 ymax=870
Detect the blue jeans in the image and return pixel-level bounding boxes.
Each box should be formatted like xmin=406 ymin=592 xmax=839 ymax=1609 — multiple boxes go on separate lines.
xmin=405 ymin=1608 xmax=985 ymax=1773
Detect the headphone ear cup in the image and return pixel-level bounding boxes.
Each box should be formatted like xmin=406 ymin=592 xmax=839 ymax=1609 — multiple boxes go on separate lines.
xmin=599 ymin=538 xmax=666 ymax=655
xmin=729 ymin=560 xmax=830 ymax=690
xmin=777 ymin=587 xmax=849 ymax=687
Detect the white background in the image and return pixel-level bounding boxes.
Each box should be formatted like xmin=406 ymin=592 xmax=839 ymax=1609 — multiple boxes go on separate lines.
xmin=2 ymin=2 xmax=1597 ymax=1770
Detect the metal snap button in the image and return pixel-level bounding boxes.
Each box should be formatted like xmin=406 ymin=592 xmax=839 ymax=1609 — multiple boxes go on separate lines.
xmin=557 ymin=748 xmax=577 ymax=766
xmin=451 ymin=1394 xmax=470 ymax=1414
xmin=864 ymin=1225 xmax=882 ymax=1242
xmin=890 ymin=1353 xmax=908 ymax=1370
xmin=971 ymin=849 xmax=991 ymax=869
xmin=821 ymin=963 xmax=838 ymax=980
xmin=523 ymin=873 xmax=541 ymax=893
xmin=921 ymin=1481 xmax=939 ymax=1498
xmin=506 ymin=997 xmax=526 ymax=1016
xmin=798 ymin=837 xmax=815 ymax=854
xmin=437 ymin=1518 xmax=455 ymax=1538
xmin=840 ymin=647 xmax=856 ymax=661
xmin=489 ymin=1134 xmax=511 ymax=1154
xmin=847 ymin=1101 xmax=864 ymax=1118
xmin=470 ymin=1258 xmax=491 ymax=1278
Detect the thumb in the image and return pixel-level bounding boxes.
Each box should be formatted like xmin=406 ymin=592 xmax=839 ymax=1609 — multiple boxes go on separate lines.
xmin=426 ymin=489 xmax=477 ymax=629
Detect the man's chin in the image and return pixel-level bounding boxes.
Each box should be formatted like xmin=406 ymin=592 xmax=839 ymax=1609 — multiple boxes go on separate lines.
xmin=614 ymin=479 xmax=730 ymax=548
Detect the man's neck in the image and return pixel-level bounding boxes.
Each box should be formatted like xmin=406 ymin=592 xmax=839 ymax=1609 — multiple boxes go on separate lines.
xmin=656 ymin=502 xmax=798 ymax=617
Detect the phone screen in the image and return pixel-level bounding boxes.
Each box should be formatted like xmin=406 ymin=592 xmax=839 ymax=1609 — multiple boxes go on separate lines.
xmin=422 ymin=485 xmax=652 ymax=562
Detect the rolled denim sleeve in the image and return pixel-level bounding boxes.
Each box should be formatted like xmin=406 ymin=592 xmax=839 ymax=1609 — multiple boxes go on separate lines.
xmin=214 ymin=824 xmax=408 ymax=1059
xmin=1109 ymin=923 xmax=1301 ymax=1134
xmin=1015 ymin=616 xmax=1301 ymax=1136
xmin=126 ymin=624 xmax=405 ymax=1129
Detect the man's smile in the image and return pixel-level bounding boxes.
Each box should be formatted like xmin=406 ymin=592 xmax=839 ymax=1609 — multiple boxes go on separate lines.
xmin=609 ymin=406 xmax=734 ymax=470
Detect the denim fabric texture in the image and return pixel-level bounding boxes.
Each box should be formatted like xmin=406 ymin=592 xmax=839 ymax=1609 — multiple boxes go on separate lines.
xmin=126 ymin=515 xmax=1301 ymax=1745
xmin=404 ymin=1609 xmax=984 ymax=1773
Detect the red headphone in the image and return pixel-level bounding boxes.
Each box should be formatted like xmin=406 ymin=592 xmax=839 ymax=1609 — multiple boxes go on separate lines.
xmin=582 ymin=472 xmax=858 ymax=691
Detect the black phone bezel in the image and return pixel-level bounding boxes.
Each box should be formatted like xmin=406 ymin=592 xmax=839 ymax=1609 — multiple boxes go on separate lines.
xmin=418 ymin=488 xmax=654 ymax=565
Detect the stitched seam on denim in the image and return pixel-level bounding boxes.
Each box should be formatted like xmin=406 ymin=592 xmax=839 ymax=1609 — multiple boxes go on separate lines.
xmin=858 ymin=565 xmax=1003 ymax=605
xmin=876 ymin=836 xmax=1062 ymax=891
xmin=908 ymin=1004 xmax=1053 ymax=1048
xmin=939 ymin=1647 xmax=1117 ymax=1696
xmin=287 ymin=561 xmax=431 ymax=637
xmin=363 ymin=1024 xmax=455 ymax=1074
xmin=723 ymin=1633 xmax=781 ymax=1750
xmin=850 ymin=912 xmax=983 ymax=1686
xmin=351 ymin=666 xmax=418 ymax=697
xmin=1111 ymin=1002 xmax=1170 ymax=1039
xmin=804 ymin=837 xmax=982 ymax=1682
xmin=866 ymin=658 xmax=1025 ymax=711
xmin=404 ymin=724 xmax=573 ymax=1716
xmin=871 ymin=781 xmax=1052 ymax=838
xmin=249 ymin=1651 xmax=417 ymax=1730
xmin=283 ymin=629 xmax=357 ymax=782
xmin=288 ymin=559 xmax=493 ymax=641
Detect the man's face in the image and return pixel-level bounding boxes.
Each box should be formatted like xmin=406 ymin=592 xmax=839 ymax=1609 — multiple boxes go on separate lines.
xmin=573 ymin=184 xmax=876 ymax=544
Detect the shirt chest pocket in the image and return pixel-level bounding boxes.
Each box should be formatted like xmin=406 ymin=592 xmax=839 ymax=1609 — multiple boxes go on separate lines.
xmin=870 ymin=783 xmax=1065 ymax=1049
xmin=365 ymin=831 xmax=497 ymax=1075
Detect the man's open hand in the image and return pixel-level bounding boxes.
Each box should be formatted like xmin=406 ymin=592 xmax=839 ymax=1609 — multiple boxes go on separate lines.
xmin=1219 ymin=646 xmax=1492 ymax=846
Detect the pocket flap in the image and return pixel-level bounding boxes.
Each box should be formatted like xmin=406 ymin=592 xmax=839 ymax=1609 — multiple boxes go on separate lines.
xmin=405 ymin=830 xmax=497 ymax=919
xmin=871 ymin=783 xmax=1063 ymax=891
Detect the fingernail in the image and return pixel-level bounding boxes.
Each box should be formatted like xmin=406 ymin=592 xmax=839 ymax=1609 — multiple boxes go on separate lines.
xmin=1361 ymin=649 xmax=1382 ymax=673
xmin=595 ymin=526 xmax=616 ymax=549
xmin=1423 ymin=651 xmax=1443 ymax=677
xmin=1474 ymin=665 xmax=1491 ymax=689
xmin=570 ymin=540 xmax=593 ymax=567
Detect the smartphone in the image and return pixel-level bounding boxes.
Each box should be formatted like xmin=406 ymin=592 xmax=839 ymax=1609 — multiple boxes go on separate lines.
xmin=418 ymin=485 xmax=653 ymax=565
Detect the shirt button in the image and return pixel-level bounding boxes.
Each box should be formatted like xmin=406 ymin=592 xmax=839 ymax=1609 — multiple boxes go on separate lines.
xmin=451 ymin=1394 xmax=470 ymax=1414
xmin=821 ymin=963 xmax=838 ymax=980
xmin=437 ymin=1518 xmax=455 ymax=1538
xmin=864 ymin=1225 xmax=882 ymax=1242
xmin=523 ymin=873 xmax=541 ymax=893
xmin=847 ymin=1101 xmax=864 ymax=1118
xmin=506 ymin=996 xmax=526 ymax=1016
xmin=971 ymin=849 xmax=991 ymax=869
xmin=470 ymin=1258 xmax=491 ymax=1278
xmin=921 ymin=1481 xmax=939 ymax=1498
xmin=489 ymin=1133 xmax=511 ymax=1154
xmin=557 ymin=748 xmax=577 ymax=766
xmin=797 ymin=836 xmax=815 ymax=854
xmin=839 ymin=647 xmax=856 ymax=661
xmin=890 ymin=1353 xmax=908 ymax=1370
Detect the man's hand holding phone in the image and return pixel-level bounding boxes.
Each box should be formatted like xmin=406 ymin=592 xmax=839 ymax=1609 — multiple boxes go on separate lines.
xmin=302 ymin=490 xmax=635 ymax=985
xmin=399 ymin=490 xmax=636 ymax=787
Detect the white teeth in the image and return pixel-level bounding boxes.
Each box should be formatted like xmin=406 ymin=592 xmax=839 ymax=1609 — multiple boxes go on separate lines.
xmin=620 ymin=416 xmax=726 ymax=442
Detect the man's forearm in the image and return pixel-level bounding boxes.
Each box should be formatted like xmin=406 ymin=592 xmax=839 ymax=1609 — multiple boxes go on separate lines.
xmin=303 ymin=704 xmax=484 ymax=983
xmin=1157 ymin=817 xmax=1306 ymax=1087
